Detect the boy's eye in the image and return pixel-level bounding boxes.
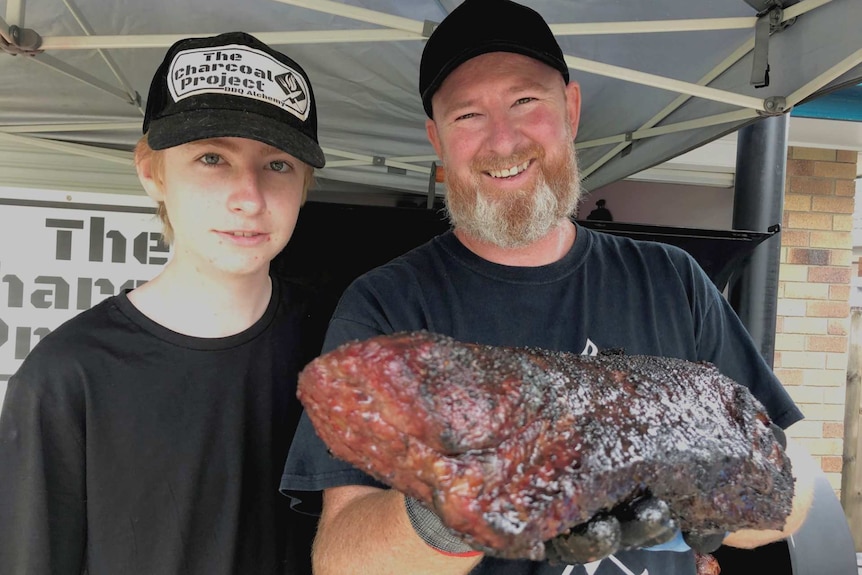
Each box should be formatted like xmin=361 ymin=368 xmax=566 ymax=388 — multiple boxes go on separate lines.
xmin=269 ymin=160 xmax=291 ymax=173
xmin=200 ymin=153 xmax=222 ymax=165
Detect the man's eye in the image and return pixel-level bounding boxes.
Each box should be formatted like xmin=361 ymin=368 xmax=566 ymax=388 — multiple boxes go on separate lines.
xmin=514 ymin=97 xmax=535 ymax=105
xmin=200 ymin=153 xmax=222 ymax=165
xmin=455 ymin=112 xmax=477 ymax=121
xmin=269 ymin=160 xmax=291 ymax=173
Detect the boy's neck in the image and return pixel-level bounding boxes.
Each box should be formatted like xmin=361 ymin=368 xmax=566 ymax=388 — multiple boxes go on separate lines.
xmin=127 ymin=263 xmax=274 ymax=338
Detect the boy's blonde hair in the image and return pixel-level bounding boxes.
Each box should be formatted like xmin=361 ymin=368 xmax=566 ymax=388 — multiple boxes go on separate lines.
xmin=134 ymin=134 xmax=314 ymax=245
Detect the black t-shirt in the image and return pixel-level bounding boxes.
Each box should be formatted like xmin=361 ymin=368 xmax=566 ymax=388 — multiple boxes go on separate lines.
xmin=0 ymin=277 xmax=320 ymax=575
xmin=281 ymin=225 xmax=803 ymax=575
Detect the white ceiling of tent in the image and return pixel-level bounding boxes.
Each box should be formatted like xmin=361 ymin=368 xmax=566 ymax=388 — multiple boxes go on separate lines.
xmin=0 ymin=0 xmax=860 ymax=200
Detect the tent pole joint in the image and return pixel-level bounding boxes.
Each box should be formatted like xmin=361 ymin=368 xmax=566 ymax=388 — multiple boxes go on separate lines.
xmin=0 ymin=24 xmax=42 ymax=56
xmin=422 ymin=20 xmax=437 ymax=38
xmin=758 ymin=96 xmax=787 ymax=116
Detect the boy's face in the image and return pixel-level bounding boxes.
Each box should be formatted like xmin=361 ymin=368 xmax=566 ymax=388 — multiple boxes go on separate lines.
xmin=137 ymin=137 xmax=307 ymax=280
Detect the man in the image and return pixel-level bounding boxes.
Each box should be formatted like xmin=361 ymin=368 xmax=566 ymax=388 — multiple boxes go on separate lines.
xmin=587 ymin=199 xmax=614 ymax=221
xmin=0 ymin=32 xmax=324 ymax=574
xmin=281 ymin=1 xmax=813 ymax=574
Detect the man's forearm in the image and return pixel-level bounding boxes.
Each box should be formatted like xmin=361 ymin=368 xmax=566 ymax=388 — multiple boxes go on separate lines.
xmin=313 ymin=486 xmax=483 ymax=575
xmin=722 ymin=436 xmax=816 ymax=549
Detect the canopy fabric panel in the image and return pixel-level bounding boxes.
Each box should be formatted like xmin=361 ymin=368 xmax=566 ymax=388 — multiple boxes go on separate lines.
xmin=1 ymin=0 xmax=860 ymax=199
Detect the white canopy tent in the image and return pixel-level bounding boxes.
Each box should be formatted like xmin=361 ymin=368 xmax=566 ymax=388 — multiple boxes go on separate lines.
xmin=0 ymin=0 xmax=860 ymax=201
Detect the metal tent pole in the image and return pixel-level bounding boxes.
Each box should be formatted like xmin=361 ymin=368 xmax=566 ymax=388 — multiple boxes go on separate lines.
xmin=727 ymin=114 xmax=789 ymax=367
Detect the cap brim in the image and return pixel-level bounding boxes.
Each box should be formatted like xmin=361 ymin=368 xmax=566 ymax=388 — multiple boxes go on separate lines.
xmin=147 ymin=109 xmax=326 ymax=169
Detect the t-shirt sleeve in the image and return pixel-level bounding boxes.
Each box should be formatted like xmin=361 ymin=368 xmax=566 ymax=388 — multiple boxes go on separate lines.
xmin=0 ymin=348 xmax=87 ymax=573
xmin=688 ymin=259 xmax=804 ymax=430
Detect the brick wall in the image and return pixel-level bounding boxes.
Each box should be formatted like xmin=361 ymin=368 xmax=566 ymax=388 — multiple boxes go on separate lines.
xmin=776 ymin=146 xmax=857 ymax=494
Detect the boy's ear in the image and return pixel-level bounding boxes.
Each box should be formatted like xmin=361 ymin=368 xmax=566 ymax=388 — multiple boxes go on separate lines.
xmin=136 ymin=154 xmax=165 ymax=202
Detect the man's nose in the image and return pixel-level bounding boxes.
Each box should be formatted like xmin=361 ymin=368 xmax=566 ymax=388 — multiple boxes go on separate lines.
xmin=485 ymin=113 xmax=520 ymax=156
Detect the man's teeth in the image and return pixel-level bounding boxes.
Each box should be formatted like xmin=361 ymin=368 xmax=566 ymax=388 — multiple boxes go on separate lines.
xmin=230 ymin=231 xmax=258 ymax=237
xmin=488 ymin=161 xmax=530 ymax=179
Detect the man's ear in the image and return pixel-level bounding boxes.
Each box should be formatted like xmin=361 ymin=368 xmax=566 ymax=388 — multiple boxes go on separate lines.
xmin=564 ymin=80 xmax=582 ymax=140
xmin=426 ymin=118 xmax=443 ymax=160
xmin=136 ymin=154 xmax=165 ymax=202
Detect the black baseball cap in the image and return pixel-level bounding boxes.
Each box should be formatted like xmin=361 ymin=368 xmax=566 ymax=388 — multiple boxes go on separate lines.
xmin=143 ymin=31 xmax=325 ymax=168
xmin=419 ymin=0 xmax=570 ymax=118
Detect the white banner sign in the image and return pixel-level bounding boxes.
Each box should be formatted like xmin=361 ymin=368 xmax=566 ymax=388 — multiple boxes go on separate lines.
xmin=0 ymin=187 xmax=170 ymax=408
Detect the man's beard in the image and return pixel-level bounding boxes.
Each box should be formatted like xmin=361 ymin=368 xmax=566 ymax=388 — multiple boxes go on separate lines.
xmin=443 ymin=141 xmax=583 ymax=249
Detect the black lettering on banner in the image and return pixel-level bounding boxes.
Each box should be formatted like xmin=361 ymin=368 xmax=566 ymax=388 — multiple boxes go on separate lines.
xmin=31 ymin=276 xmax=70 ymax=310
xmin=3 ymin=272 xmax=23 ymax=308
xmin=45 ymin=218 xmax=84 ymax=261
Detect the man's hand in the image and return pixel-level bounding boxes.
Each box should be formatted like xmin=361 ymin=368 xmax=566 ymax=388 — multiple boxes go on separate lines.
xmin=545 ymin=496 xmax=677 ymax=564
xmin=404 ymin=496 xmax=482 ymax=557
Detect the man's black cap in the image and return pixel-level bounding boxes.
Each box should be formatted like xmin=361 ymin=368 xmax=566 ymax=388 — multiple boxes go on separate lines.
xmin=143 ymin=31 xmax=325 ymax=168
xmin=419 ymin=0 xmax=570 ymax=118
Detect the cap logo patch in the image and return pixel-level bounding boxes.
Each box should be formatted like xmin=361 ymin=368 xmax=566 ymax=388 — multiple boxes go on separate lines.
xmin=167 ymin=44 xmax=310 ymax=121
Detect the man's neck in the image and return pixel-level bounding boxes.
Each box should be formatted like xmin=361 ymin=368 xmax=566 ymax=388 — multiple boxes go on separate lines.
xmin=454 ymin=219 xmax=576 ymax=267
xmin=127 ymin=263 xmax=273 ymax=338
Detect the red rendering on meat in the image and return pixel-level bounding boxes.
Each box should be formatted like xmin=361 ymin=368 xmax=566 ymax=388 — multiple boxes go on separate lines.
xmin=298 ymin=331 xmax=794 ymax=560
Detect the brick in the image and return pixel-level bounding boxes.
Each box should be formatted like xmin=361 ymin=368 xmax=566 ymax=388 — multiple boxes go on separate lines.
xmin=782 ymin=282 xmax=829 ymax=300
xmin=773 ymin=351 xmax=782 ymax=367
xmin=793 ymin=148 xmax=837 ymax=162
xmin=828 ymin=318 xmax=849 ymax=335
xmin=775 ymin=315 xmax=785 ymax=332
xmin=788 ymin=176 xmax=834 ymax=196
xmin=836 ymin=149 xmax=859 ymax=163
xmin=823 ymin=386 xmax=847 ymax=405
xmin=774 ymin=368 xmax=804 ymax=385
xmin=786 ymin=420 xmax=825 ymax=438
xmin=786 ymin=386 xmax=823 ymax=403
xmin=806 ymin=335 xmax=849 ymax=353
xmin=779 ymin=265 xmax=810 ymax=282
xmin=830 ymin=284 xmax=851 ymax=301
xmin=808 ymin=266 xmax=852 ymax=284
xmin=778 ymin=351 xmax=825 ymax=369
xmin=788 ymin=212 xmax=834 ymax=230
xmin=832 ymin=215 xmax=853 ymax=232
xmin=782 ymin=316 xmax=828 ymax=334
xmin=835 ymin=180 xmax=856 ymax=197
xmin=822 ymin=456 xmax=843 ymax=473
xmin=777 ymin=299 xmax=807 ymax=317
xmin=780 ymin=230 xmax=810 ymax=247
xmin=775 ymin=333 xmax=805 ymax=349
xmin=799 ymin=438 xmax=843 ymax=456
xmin=808 ymin=231 xmax=851 ymax=249
xmin=779 ymin=246 xmax=788 ymax=264
xmin=823 ymin=422 xmax=845 ymax=438
xmin=812 ymin=196 xmax=855 ymax=214
xmin=813 ymin=161 xmax=857 ymax=179
xmin=802 ymin=368 xmax=846 ymax=387
xmin=827 ymin=352 xmax=849 ymax=370
xmin=786 ymin=247 xmax=830 ymax=265
xmin=784 ymin=193 xmax=812 ymax=212
xmin=826 ymin=250 xmax=853 ymax=267
xmin=806 ymin=301 xmax=850 ymax=318
xmin=803 ymin=403 xmax=846 ymax=421
xmin=786 ymin=159 xmax=815 ymax=176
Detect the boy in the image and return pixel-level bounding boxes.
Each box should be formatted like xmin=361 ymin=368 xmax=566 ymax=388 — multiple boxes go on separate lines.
xmin=0 ymin=31 xmax=324 ymax=574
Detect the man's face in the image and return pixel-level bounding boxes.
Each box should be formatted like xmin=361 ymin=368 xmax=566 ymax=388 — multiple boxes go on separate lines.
xmin=137 ymin=137 xmax=307 ymax=280
xmin=426 ymin=52 xmax=583 ymax=248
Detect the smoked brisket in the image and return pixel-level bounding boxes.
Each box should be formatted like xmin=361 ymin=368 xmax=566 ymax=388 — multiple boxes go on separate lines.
xmin=298 ymin=331 xmax=794 ymax=560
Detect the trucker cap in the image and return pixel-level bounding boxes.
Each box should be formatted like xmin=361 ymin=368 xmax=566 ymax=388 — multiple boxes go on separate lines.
xmin=143 ymin=31 xmax=325 ymax=168
xmin=419 ymin=0 xmax=570 ymax=118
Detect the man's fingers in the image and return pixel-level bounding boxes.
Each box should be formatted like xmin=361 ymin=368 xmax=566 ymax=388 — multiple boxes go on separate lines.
xmin=683 ymin=531 xmax=726 ymax=554
xmin=545 ymin=514 xmax=621 ymax=565
xmin=618 ymin=497 xmax=676 ymax=548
